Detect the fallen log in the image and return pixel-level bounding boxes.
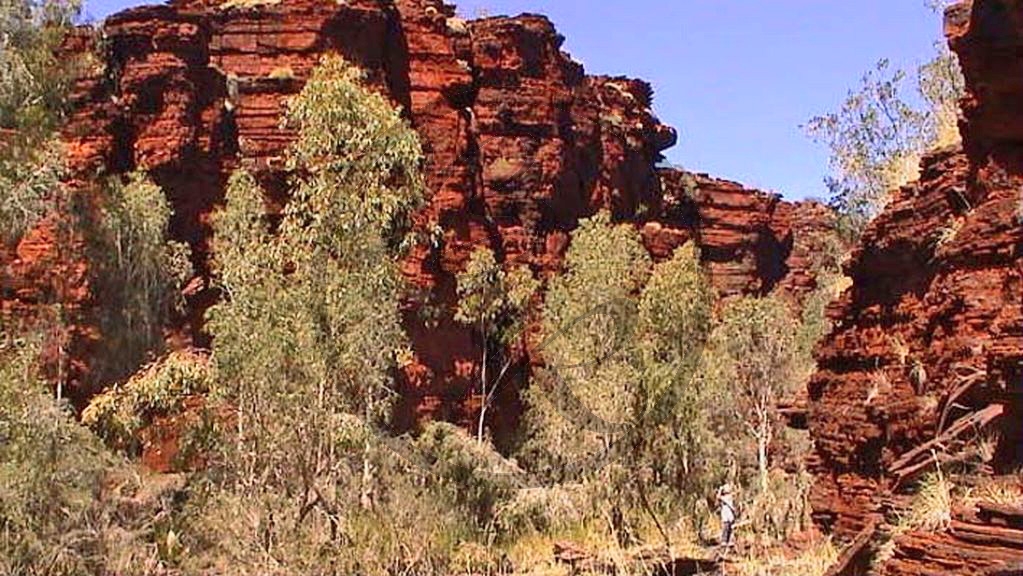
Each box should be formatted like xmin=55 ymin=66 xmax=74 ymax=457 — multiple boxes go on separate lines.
xmin=938 ymin=368 xmax=988 ymax=433
xmin=889 ymin=404 xmax=1004 ymax=478
xmin=892 ymin=451 xmax=971 ymax=491
xmin=822 ymin=520 xmax=877 ymax=576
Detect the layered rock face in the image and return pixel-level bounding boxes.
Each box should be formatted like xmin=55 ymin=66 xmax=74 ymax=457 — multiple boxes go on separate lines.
xmin=807 ymin=0 xmax=1022 ymax=572
xmin=1 ymin=0 xmax=827 ymax=428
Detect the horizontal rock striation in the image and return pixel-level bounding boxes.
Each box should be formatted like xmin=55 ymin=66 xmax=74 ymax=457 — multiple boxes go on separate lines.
xmin=808 ymin=0 xmax=1022 ymax=571
xmin=883 ymin=500 xmax=1023 ymax=576
xmin=1 ymin=0 xmax=830 ymax=432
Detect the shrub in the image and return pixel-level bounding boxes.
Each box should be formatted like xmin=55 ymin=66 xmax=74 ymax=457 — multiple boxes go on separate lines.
xmin=82 ymin=350 xmax=213 ymax=453
xmin=0 ymin=0 xmax=79 ymax=244
xmin=0 ymin=334 xmax=161 ymax=575
xmin=87 ymin=172 xmax=193 ymax=388
xmin=0 ymin=139 xmax=65 ymax=243
xmin=0 ymin=0 xmax=79 ymax=138
xmin=520 ymin=211 xmax=650 ymax=483
xmin=495 ymin=484 xmax=590 ymax=536
xmin=414 ymin=421 xmax=522 ymax=530
xmin=197 ymin=55 xmax=429 ymax=567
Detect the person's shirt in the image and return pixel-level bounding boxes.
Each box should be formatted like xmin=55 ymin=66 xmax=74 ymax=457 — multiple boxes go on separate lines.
xmin=720 ymin=493 xmax=736 ymax=523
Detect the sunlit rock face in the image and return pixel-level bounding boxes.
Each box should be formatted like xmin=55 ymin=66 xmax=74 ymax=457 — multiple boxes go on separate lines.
xmin=2 ymin=0 xmax=827 ymax=441
xmin=807 ymin=1 xmax=1023 ymax=572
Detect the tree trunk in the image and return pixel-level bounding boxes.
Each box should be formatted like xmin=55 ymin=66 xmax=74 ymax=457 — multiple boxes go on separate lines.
xmin=757 ymin=410 xmax=771 ymax=495
xmin=477 ymin=323 xmax=488 ymax=443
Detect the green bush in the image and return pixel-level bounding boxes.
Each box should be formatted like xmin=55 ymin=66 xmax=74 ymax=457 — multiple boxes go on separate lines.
xmin=87 ymin=172 xmax=193 ymax=388
xmin=0 ymin=0 xmax=79 ymax=138
xmin=0 ymin=0 xmax=79 ymax=243
xmin=0 ymin=138 xmax=65 ymax=243
xmin=82 ymin=350 xmax=213 ymax=454
xmin=194 ymin=54 xmax=431 ymax=569
xmin=455 ymin=246 xmax=538 ymax=442
xmin=413 ymin=421 xmax=522 ymax=530
xmin=520 ymin=211 xmax=650 ymax=483
xmin=0 ymin=334 xmax=162 ymax=575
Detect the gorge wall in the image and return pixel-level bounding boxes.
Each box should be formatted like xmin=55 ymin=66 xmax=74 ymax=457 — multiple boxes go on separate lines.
xmin=1 ymin=0 xmax=832 ymax=432
xmin=807 ymin=0 xmax=1023 ymax=573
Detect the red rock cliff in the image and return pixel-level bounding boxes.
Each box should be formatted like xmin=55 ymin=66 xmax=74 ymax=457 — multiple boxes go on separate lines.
xmin=1 ymin=0 xmax=829 ymax=431
xmin=807 ymin=0 xmax=1022 ymax=572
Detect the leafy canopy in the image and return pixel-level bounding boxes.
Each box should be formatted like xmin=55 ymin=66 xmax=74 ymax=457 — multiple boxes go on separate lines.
xmin=0 ymin=0 xmax=80 ymax=243
xmin=204 ymin=56 xmax=428 ymax=563
xmin=805 ymin=20 xmax=966 ymax=239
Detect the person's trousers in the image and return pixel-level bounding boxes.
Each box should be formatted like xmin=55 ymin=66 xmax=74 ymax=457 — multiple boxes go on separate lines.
xmin=720 ymin=521 xmax=734 ymax=547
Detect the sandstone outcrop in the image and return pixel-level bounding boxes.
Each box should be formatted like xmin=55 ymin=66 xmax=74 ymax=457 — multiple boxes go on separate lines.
xmin=1 ymin=0 xmax=830 ymax=432
xmin=807 ymin=0 xmax=1022 ymax=572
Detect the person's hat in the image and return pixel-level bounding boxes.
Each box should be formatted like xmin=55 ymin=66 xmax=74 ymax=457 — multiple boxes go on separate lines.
xmin=721 ymin=483 xmax=733 ymax=494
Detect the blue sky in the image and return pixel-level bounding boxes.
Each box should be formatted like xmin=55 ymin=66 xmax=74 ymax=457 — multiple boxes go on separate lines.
xmin=83 ymin=0 xmax=946 ymax=200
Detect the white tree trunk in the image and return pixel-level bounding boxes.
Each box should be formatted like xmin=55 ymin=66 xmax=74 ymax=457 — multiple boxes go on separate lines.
xmin=477 ymin=321 xmax=488 ymax=443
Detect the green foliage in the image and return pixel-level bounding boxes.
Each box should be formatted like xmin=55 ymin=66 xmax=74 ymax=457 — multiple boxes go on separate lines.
xmin=0 ymin=0 xmax=79 ymax=138
xmin=199 ymin=55 xmax=429 ymax=570
xmin=790 ymin=228 xmax=847 ymax=376
xmin=455 ymin=246 xmax=539 ymax=441
xmin=413 ymin=422 xmax=522 ymax=530
xmin=0 ymin=333 xmax=160 ymax=575
xmin=633 ymin=243 xmax=716 ymax=499
xmin=806 ymin=19 xmax=966 ymax=239
xmin=0 ymin=138 xmax=64 ymax=243
xmin=281 ymin=54 xmax=425 ymax=255
xmin=495 ymin=483 xmax=590 ymax=537
xmin=520 ymin=211 xmax=650 ymax=482
xmin=0 ymin=0 xmax=80 ymax=243
xmin=520 ymin=216 xmax=725 ymax=546
xmin=176 ymin=461 xmax=475 ymax=576
xmin=708 ymin=296 xmax=799 ymax=494
xmin=82 ymin=350 xmax=212 ymax=453
xmin=88 ymin=172 xmax=193 ymax=386
xmin=455 ymin=247 xmax=536 ymax=342
xmin=805 ymin=59 xmax=927 ymax=238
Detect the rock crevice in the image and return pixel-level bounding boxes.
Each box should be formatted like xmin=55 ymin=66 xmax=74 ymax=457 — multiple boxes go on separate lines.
xmin=3 ymin=0 xmax=830 ymax=429
xmin=808 ymin=1 xmax=1022 ymax=572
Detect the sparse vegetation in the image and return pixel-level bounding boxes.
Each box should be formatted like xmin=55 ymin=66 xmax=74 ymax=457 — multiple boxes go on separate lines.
xmin=805 ymin=23 xmax=966 ymax=239
xmin=82 ymin=350 xmax=212 ymax=453
xmin=455 ymin=246 xmax=538 ymax=443
xmin=0 ymin=334 xmax=162 ymax=576
xmin=1 ymin=3 xmax=1005 ymax=575
xmin=733 ymin=537 xmax=839 ymax=576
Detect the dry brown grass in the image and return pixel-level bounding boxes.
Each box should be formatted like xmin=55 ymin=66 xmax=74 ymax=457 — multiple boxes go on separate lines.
xmin=962 ymin=476 xmax=1023 ymax=508
xmin=732 ymin=537 xmax=839 ymax=576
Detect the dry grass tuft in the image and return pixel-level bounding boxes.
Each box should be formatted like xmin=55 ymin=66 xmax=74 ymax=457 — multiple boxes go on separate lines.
xmin=962 ymin=476 xmax=1023 ymax=508
xmin=902 ymin=471 xmax=954 ymax=532
xmin=218 ymin=0 xmax=281 ymax=10
xmin=733 ymin=537 xmax=839 ymax=576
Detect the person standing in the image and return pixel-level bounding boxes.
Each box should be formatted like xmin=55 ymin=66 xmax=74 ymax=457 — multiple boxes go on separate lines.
xmin=717 ymin=483 xmax=737 ymax=550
